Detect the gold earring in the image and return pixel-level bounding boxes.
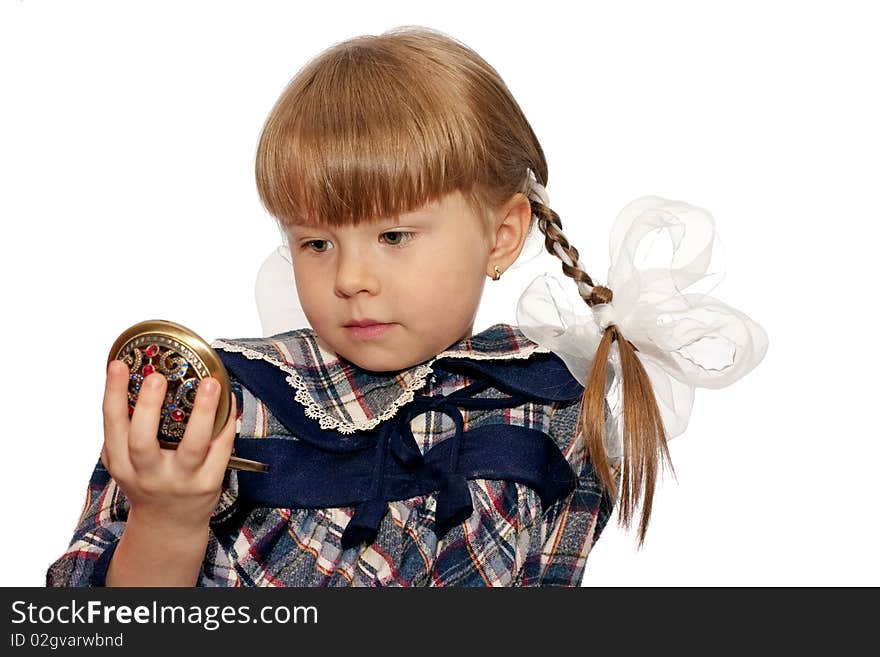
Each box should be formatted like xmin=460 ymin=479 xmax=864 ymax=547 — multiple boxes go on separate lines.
xmin=493 ymin=265 xmax=502 ymax=281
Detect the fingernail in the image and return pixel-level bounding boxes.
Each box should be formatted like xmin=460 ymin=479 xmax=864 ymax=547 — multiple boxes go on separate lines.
xmin=202 ymin=379 xmax=217 ymax=395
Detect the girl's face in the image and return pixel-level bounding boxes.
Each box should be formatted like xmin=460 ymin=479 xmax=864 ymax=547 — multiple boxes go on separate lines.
xmin=287 ymin=190 xmax=493 ymax=372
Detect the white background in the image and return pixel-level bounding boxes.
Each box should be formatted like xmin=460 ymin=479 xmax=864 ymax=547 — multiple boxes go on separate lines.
xmin=2 ymin=0 xmax=877 ymax=586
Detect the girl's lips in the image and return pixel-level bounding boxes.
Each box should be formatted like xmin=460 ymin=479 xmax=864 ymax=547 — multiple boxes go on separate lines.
xmin=345 ymin=323 xmax=395 ymax=340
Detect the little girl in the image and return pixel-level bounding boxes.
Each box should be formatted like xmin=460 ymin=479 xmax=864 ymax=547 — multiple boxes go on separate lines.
xmin=47 ymin=26 xmax=766 ymax=587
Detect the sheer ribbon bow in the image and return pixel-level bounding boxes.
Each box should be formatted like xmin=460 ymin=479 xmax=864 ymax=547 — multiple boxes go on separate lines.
xmin=517 ymin=195 xmax=769 ymax=456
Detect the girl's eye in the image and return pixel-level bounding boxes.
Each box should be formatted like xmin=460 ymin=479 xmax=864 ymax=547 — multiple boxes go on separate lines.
xmin=381 ymin=231 xmax=415 ymax=247
xmin=302 ymin=240 xmax=331 ymax=253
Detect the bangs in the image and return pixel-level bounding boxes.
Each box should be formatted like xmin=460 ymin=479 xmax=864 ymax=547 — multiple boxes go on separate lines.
xmin=255 ymin=34 xmax=496 ymax=229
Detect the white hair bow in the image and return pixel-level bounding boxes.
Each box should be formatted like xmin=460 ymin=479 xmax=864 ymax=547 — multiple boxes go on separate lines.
xmin=516 ymin=196 xmax=769 ymax=455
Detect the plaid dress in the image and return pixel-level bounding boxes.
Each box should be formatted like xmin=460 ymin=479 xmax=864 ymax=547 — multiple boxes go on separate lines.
xmin=47 ymin=323 xmax=615 ymax=587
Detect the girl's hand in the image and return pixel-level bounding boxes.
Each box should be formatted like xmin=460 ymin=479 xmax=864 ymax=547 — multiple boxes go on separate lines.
xmin=100 ymin=360 xmax=236 ymax=532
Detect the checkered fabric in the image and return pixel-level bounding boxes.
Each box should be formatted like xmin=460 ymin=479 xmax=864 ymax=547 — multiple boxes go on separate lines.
xmin=47 ymin=324 xmax=615 ymax=587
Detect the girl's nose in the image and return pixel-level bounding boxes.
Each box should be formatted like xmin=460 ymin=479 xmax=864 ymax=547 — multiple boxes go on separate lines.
xmin=334 ymin=249 xmax=381 ymax=298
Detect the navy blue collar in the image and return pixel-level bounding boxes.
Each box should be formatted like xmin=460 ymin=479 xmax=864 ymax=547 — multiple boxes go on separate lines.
xmin=212 ymin=323 xmax=583 ymax=448
xmin=216 ymin=347 xmax=583 ymax=451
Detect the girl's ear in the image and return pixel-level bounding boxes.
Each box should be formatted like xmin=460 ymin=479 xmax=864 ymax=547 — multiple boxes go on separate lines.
xmin=486 ymin=192 xmax=532 ymax=273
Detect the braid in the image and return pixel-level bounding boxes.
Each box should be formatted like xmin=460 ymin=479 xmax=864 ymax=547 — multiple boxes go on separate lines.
xmin=530 ymin=195 xmax=675 ymax=547
xmin=531 ymin=200 xmax=614 ymax=308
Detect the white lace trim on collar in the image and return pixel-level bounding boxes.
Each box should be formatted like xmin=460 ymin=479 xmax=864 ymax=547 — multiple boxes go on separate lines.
xmin=210 ymin=334 xmax=550 ymax=435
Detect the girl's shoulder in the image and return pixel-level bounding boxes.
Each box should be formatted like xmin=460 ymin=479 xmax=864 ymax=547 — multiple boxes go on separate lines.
xmin=209 ymin=323 xmax=584 ymax=441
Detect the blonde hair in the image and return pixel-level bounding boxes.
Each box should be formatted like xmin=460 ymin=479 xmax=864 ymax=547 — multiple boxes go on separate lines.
xmin=254 ymin=26 xmax=673 ymax=546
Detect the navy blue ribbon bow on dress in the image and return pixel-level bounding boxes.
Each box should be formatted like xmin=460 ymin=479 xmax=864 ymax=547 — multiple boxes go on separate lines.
xmin=345 ymin=379 xmax=531 ymax=548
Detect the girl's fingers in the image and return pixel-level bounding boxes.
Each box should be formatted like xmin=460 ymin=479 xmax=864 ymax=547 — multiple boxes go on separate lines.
xmin=175 ymin=377 xmax=221 ymax=471
xmin=102 ymin=360 xmax=133 ymax=471
xmin=127 ymin=371 xmax=165 ymax=472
